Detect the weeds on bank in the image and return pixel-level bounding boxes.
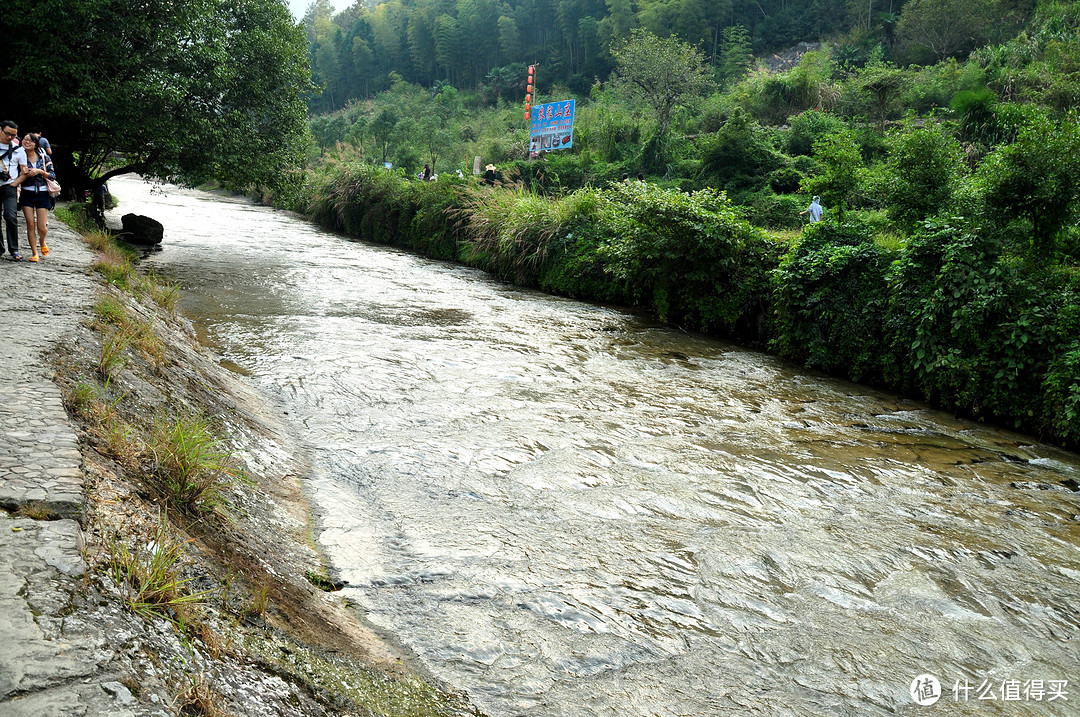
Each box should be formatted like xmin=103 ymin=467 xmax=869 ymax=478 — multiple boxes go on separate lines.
xmin=135 ymin=271 xmax=181 ymax=313
xmin=100 ymin=413 xmax=140 ymax=465
xmin=99 ymin=326 xmax=135 ymax=378
xmin=16 ymin=502 xmax=51 ymax=520
xmin=92 ymin=294 xmax=129 ymax=327
xmin=173 ymin=670 xmax=230 ymax=717
xmin=68 ymin=381 xmax=101 ymax=420
xmin=107 ymin=516 xmax=208 ymax=625
xmin=147 ymin=412 xmax=243 ymax=516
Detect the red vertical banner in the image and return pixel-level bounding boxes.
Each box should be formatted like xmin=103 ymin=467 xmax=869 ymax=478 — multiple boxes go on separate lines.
xmin=524 ymin=65 xmax=535 ymax=122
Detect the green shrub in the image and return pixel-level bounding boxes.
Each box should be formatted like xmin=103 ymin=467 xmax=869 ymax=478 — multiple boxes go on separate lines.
xmin=772 ymin=221 xmax=893 ymax=382
xmin=884 ymin=218 xmax=1078 ymax=439
xmin=880 ymin=121 xmax=964 ymax=228
xmin=768 ymin=166 xmax=804 ymax=194
xmin=745 ymin=191 xmax=805 ymax=229
xmin=147 ymin=412 xmax=243 ymax=515
xmin=785 ymin=110 xmax=847 ymax=156
xmin=699 ymin=108 xmax=785 ymax=195
xmin=597 ymin=182 xmax=779 ymax=334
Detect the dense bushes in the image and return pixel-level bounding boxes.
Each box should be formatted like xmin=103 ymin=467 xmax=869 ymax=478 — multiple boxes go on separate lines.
xmin=771 ymin=215 xmax=1080 ymax=445
xmin=772 ymin=221 xmax=894 ymax=382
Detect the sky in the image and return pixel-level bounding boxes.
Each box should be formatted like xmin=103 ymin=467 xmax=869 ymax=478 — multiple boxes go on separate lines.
xmin=287 ymin=0 xmax=355 ymax=22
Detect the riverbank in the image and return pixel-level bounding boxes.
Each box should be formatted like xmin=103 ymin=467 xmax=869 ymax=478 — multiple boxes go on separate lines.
xmin=298 ymin=166 xmax=1080 ymax=451
xmin=0 ymin=214 xmax=476 ymax=716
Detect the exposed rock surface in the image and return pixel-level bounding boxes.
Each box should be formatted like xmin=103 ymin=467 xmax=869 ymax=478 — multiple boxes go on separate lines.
xmin=0 ymin=215 xmax=475 ymax=716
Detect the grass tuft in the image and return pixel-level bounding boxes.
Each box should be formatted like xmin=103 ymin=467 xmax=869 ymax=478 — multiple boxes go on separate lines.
xmin=68 ymin=381 xmax=101 ymax=420
xmin=92 ymin=294 xmax=130 ymax=328
xmin=99 ymin=326 xmax=136 ymax=378
xmin=107 ymin=516 xmax=208 ymax=625
xmin=147 ymin=412 xmax=243 ymax=515
xmin=174 ymin=670 xmax=230 ymax=717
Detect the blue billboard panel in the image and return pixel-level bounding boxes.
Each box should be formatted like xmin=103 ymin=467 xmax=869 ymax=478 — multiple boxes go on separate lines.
xmin=530 ymin=99 xmax=575 ymax=153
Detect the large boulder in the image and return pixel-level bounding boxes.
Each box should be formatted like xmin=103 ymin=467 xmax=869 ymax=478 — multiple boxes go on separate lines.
xmin=120 ymin=213 xmax=164 ymax=246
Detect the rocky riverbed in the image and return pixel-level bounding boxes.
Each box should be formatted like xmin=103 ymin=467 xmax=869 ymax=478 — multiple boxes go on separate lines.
xmin=0 ymin=215 xmax=476 ymax=716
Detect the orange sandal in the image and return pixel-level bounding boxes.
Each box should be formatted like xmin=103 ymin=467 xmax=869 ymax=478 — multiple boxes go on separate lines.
xmin=27 ymin=255 xmax=39 ymax=263
xmin=40 ymin=243 xmax=49 ymax=256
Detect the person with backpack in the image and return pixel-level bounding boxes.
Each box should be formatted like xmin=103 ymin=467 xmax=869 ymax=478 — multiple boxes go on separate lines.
xmin=17 ymin=133 xmax=55 ymax=262
xmin=0 ymin=120 xmax=28 ymax=260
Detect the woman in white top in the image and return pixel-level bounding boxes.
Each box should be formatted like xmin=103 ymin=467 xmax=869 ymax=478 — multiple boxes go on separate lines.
xmin=17 ymin=134 xmax=54 ymax=262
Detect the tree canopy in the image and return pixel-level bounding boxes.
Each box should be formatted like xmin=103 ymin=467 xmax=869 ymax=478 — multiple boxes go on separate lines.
xmin=2 ymin=0 xmax=315 ymax=198
xmin=610 ymin=28 xmax=714 ymax=141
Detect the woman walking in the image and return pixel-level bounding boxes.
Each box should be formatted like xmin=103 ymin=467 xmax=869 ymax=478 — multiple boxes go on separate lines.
xmin=17 ymin=134 xmax=53 ymax=262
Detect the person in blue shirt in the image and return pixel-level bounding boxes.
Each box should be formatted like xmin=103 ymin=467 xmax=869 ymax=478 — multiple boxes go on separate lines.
xmin=29 ymin=128 xmax=51 ymax=157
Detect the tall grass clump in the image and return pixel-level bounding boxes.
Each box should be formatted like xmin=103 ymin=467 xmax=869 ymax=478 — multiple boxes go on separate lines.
xmin=93 ymin=293 xmax=130 ymax=328
xmin=147 ymin=412 xmax=243 ymax=515
xmin=99 ymin=326 xmax=137 ymax=378
xmin=107 ymin=516 xmax=208 ymax=625
xmin=135 ymin=272 xmax=181 ymax=312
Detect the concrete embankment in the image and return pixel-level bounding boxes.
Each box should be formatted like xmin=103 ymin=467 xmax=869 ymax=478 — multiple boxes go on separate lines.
xmin=0 ymin=214 xmax=474 ymax=716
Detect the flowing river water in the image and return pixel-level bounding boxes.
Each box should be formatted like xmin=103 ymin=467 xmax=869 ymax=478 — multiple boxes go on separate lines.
xmin=109 ymin=176 xmax=1080 ymax=716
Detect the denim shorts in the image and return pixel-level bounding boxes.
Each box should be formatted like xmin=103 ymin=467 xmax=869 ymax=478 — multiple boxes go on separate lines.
xmin=18 ymin=190 xmax=51 ymax=210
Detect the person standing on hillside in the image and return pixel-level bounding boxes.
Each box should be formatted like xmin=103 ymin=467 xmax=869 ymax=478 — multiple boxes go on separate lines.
xmin=0 ymin=121 xmax=28 ymax=260
xmin=800 ymin=195 xmax=824 ymax=223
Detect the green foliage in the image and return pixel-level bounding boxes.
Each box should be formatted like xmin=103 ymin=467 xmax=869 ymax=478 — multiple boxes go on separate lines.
xmin=973 ymin=1 xmax=1080 ymax=112
xmin=885 ymin=219 xmax=1055 ymax=427
xmin=802 ymin=129 xmax=863 ymax=222
xmin=881 ymin=121 xmax=963 ymax=228
xmin=895 ymin=0 xmax=1002 ymax=63
xmin=844 ymin=60 xmax=910 ymax=129
xmin=744 ymin=191 xmax=805 ymax=229
xmin=611 ymin=29 xmax=714 ymax=142
xmin=772 ymin=221 xmax=893 ymax=382
xmin=979 ymin=114 xmax=1080 ymax=255
xmin=785 ymin=110 xmax=847 ymax=156
xmin=107 ymin=516 xmax=208 ymax=625
xmin=9 ymin=0 xmax=314 ymax=197
xmin=698 ymin=108 xmax=785 ymax=196
xmin=147 ymin=412 xmax=243 ymax=516
xmin=718 ymin=24 xmax=753 ymax=87
xmin=767 ymin=167 xmax=804 ymax=195
xmin=597 ymin=182 xmax=778 ymax=333
xmin=733 ymin=50 xmax=839 ymax=126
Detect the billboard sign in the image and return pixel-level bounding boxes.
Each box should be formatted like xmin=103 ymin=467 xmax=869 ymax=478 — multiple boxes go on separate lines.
xmin=530 ymin=99 xmax=575 ymax=153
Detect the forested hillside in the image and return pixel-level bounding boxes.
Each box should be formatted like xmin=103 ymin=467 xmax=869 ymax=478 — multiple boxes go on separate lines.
xmin=301 ymin=0 xmax=1034 ymax=112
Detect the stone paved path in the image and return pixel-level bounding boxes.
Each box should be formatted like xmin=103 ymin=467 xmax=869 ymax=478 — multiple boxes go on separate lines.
xmin=0 ymin=214 xmax=161 ymax=715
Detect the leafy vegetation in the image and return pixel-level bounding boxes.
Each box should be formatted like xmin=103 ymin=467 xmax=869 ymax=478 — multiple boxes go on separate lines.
xmin=6 ymin=0 xmax=314 ymax=200
xmin=147 ymin=412 xmax=244 ymax=516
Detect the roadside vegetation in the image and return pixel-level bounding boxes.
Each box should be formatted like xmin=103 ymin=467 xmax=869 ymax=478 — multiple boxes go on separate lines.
xmin=293 ymin=0 xmax=1080 ymax=448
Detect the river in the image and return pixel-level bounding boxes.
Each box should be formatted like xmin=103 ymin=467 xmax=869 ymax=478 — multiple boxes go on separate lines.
xmin=110 ymin=176 xmax=1080 ymax=716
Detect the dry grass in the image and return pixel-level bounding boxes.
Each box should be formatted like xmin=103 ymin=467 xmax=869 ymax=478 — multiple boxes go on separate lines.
xmin=173 ymin=670 xmax=231 ymax=717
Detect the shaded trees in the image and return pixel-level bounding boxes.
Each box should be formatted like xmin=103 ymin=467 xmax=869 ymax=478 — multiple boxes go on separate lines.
xmin=4 ymin=0 xmax=313 ymax=199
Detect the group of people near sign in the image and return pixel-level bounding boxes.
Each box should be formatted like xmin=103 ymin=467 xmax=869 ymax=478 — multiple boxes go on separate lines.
xmin=0 ymin=120 xmax=57 ymax=263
